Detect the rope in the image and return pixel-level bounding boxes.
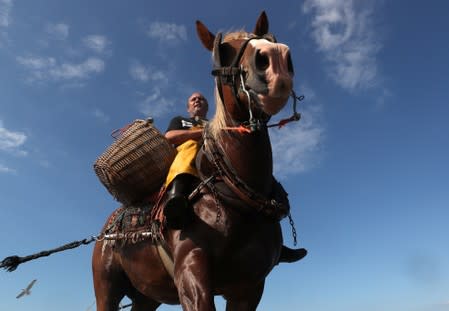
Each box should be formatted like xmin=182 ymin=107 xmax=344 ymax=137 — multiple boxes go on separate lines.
xmin=119 ymin=303 xmax=132 ymax=310
xmin=0 ymin=236 xmax=97 ymax=272
xmin=222 ymin=125 xmax=252 ymax=134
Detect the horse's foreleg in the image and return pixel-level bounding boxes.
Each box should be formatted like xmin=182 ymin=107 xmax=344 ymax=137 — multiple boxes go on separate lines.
xmin=224 ymin=281 xmax=265 ymax=311
xmin=92 ymin=241 xmax=126 ymax=311
xmin=175 ymin=247 xmax=215 ymax=311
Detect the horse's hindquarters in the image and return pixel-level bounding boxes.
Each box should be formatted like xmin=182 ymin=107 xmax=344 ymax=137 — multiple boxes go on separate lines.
xmin=92 ymin=219 xmax=179 ymax=308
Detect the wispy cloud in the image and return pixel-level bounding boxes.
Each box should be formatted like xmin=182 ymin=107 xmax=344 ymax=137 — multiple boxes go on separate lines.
xmin=0 ymin=0 xmax=12 ymax=28
xmin=50 ymin=57 xmax=104 ymax=79
xmin=92 ymin=108 xmax=110 ymax=123
xmin=129 ymin=61 xmax=168 ymax=83
xmin=271 ymin=104 xmax=324 ymax=178
xmin=0 ymin=0 xmax=12 ymax=45
xmin=16 ymin=55 xmax=104 ymax=82
xmin=45 ymin=22 xmax=69 ymax=40
xmin=0 ymin=122 xmax=26 ymax=150
xmin=83 ymin=35 xmax=109 ymax=53
xmin=303 ymin=0 xmax=381 ymax=91
xmin=0 ymin=120 xmax=27 ymax=157
xmin=146 ymin=22 xmax=187 ymax=44
xmin=0 ymin=163 xmax=16 ymax=174
xmin=138 ymin=87 xmax=176 ymax=118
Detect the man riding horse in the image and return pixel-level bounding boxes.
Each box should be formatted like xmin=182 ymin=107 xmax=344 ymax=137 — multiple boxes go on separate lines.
xmin=93 ymin=12 xmax=308 ymax=311
xmin=163 ymin=91 xmax=307 ymax=264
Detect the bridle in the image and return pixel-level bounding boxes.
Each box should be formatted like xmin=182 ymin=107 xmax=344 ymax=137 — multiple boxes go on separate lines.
xmin=211 ymin=32 xmax=302 ymax=132
xmin=191 ymin=32 xmax=303 ymax=223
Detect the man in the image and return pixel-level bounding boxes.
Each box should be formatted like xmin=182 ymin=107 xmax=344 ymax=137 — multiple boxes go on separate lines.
xmin=163 ymin=92 xmax=208 ymax=229
xmin=164 ymin=92 xmax=307 ymax=263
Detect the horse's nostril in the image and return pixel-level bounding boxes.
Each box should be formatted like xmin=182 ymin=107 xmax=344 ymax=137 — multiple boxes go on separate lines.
xmin=255 ymin=49 xmax=269 ymax=71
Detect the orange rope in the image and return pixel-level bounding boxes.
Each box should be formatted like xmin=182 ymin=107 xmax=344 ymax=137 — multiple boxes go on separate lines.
xmin=222 ymin=125 xmax=252 ymax=134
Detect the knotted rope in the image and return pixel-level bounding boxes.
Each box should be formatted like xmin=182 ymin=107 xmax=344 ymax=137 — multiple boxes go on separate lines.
xmin=0 ymin=236 xmax=97 ymax=272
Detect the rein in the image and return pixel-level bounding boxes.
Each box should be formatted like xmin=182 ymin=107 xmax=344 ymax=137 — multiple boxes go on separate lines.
xmin=223 ymin=91 xmax=304 ymax=133
xmin=200 ymin=126 xmax=289 ymax=220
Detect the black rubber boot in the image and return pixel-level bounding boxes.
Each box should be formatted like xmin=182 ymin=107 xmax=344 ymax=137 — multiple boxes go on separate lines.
xmin=278 ymin=246 xmax=307 ymax=264
xmin=164 ymin=175 xmax=193 ymax=230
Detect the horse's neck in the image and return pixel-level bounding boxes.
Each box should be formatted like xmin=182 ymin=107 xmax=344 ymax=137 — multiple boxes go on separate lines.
xmin=218 ymin=127 xmax=273 ymax=195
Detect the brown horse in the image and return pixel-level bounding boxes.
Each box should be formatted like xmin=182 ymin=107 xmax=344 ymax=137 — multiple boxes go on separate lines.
xmin=92 ymin=11 xmax=296 ymax=311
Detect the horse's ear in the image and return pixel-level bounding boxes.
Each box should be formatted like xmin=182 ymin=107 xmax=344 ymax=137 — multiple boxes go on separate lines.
xmin=196 ymin=20 xmax=215 ymax=51
xmin=253 ymin=11 xmax=269 ymax=36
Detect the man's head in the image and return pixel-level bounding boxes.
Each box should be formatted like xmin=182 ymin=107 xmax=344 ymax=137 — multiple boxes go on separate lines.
xmin=187 ymin=92 xmax=208 ymax=118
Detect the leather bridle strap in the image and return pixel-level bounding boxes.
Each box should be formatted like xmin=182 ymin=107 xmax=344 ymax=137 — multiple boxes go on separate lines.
xmin=211 ymin=33 xmax=277 ymax=119
xmin=202 ymin=129 xmax=284 ymax=218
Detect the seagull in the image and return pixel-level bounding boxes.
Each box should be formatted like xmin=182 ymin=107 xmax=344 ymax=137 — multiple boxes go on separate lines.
xmin=16 ymin=279 xmax=37 ymax=299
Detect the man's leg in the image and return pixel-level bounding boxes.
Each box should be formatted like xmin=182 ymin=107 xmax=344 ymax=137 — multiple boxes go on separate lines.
xmin=164 ymin=174 xmax=195 ymax=230
xmin=164 ymin=140 xmax=200 ymax=230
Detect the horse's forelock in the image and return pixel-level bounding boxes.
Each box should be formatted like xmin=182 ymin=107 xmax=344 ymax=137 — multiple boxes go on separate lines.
xmin=222 ymin=30 xmax=251 ymax=43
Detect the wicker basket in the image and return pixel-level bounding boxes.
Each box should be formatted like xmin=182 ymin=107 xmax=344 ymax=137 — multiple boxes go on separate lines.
xmin=94 ymin=119 xmax=176 ymax=204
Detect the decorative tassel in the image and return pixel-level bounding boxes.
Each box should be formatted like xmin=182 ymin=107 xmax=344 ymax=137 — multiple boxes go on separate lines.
xmin=0 ymin=256 xmax=21 ymax=272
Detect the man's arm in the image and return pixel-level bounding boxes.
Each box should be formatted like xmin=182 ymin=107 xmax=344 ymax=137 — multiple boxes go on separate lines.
xmin=165 ymin=128 xmax=203 ymax=145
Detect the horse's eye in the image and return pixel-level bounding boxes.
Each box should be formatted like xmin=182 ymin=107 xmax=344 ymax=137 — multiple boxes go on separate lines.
xmin=287 ymin=52 xmax=294 ymax=75
xmin=255 ymin=49 xmax=269 ymax=71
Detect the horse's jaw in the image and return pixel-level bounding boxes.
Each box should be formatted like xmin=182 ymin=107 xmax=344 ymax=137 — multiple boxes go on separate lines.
xmin=256 ymin=93 xmax=290 ymax=116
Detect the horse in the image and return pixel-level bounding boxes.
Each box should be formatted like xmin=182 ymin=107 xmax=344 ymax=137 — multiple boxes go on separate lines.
xmin=92 ymin=11 xmax=296 ymax=311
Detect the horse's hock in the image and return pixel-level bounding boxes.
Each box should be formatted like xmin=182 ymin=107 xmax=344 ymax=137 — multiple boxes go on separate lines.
xmin=94 ymin=119 xmax=176 ymax=205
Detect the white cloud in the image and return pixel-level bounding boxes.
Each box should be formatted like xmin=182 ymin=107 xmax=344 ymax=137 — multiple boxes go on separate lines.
xmin=129 ymin=62 xmax=168 ymax=83
xmin=50 ymin=57 xmax=104 ymax=79
xmin=303 ymin=0 xmax=381 ymax=90
xmin=139 ymin=87 xmax=176 ymax=118
xmin=92 ymin=108 xmax=110 ymax=123
xmin=83 ymin=35 xmax=109 ymax=53
xmin=271 ymin=104 xmax=324 ymax=178
xmin=0 ymin=121 xmax=27 ymax=151
xmin=16 ymin=55 xmax=105 ymax=81
xmin=0 ymin=120 xmax=28 ymax=158
xmin=45 ymin=22 xmax=69 ymax=40
xmin=16 ymin=55 xmax=56 ymax=70
xmin=147 ymin=22 xmax=187 ymax=43
xmin=0 ymin=0 xmax=12 ymax=28
xmin=0 ymin=163 xmax=16 ymax=174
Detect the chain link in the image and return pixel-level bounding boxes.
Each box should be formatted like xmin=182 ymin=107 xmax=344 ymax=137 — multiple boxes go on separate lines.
xmin=287 ymin=212 xmax=297 ymax=246
xmin=208 ymin=181 xmax=222 ymax=224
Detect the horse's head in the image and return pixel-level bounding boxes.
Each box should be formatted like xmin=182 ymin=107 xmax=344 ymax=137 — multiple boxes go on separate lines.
xmin=196 ymin=11 xmax=294 ymax=121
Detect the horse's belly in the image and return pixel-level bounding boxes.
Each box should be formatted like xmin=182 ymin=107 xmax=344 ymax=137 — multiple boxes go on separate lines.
xmin=211 ymin=231 xmax=282 ymax=294
xmin=119 ymin=243 xmax=179 ymax=304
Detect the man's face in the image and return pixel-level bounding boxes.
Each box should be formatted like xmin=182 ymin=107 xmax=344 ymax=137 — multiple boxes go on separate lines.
xmin=187 ymin=92 xmax=208 ymax=118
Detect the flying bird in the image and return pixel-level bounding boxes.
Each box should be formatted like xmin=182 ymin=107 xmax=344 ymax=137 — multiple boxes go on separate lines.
xmin=16 ymin=279 xmax=37 ymax=299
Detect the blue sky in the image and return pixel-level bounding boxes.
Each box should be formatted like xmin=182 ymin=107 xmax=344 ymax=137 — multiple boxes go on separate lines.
xmin=1 ymin=0 xmax=449 ymax=310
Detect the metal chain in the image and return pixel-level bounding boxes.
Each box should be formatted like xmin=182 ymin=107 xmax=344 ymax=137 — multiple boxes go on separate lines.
xmin=208 ymin=181 xmax=222 ymax=224
xmin=287 ymin=212 xmax=298 ymax=246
